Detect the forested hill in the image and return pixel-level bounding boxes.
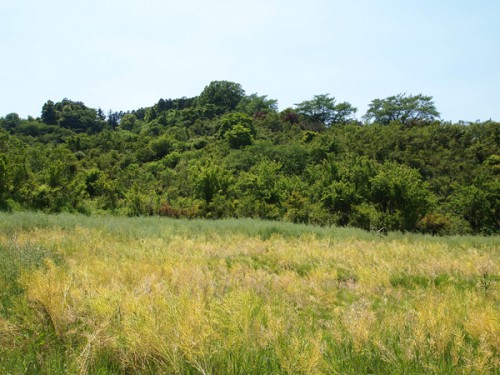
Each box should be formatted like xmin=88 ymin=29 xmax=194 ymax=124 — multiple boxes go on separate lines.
xmin=0 ymin=81 xmax=498 ymax=234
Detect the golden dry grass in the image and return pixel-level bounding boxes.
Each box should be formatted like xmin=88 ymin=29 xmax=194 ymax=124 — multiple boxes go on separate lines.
xmin=0 ymin=214 xmax=498 ymax=374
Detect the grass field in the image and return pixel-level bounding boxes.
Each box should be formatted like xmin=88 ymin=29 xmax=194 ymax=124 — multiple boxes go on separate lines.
xmin=0 ymin=212 xmax=498 ymax=374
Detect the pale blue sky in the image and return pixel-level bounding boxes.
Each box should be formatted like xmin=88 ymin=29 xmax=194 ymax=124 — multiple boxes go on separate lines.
xmin=1 ymin=0 xmax=499 ymax=122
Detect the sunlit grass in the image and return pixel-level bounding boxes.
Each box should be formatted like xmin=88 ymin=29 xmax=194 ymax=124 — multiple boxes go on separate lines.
xmin=0 ymin=212 xmax=498 ymax=374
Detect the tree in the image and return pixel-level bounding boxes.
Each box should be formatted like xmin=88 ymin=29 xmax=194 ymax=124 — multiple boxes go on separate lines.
xmin=295 ymin=94 xmax=356 ymax=126
xmin=193 ymin=165 xmax=233 ymax=204
xmin=225 ymin=124 xmax=253 ymax=149
xmin=370 ymin=162 xmax=431 ymax=230
xmin=149 ymin=135 xmax=174 ymax=160
xmin=106 ymin=110 xmax=123 ymax=128
xmin=57 ymin=100 xmax=104 ymax=133
xmin=363 ymin=93 xmax=439 ymax=125
xmin=321 ymin=180 xmax=359 ymax=226
xmin=236 ymin=159 xmax=285 ymax=219
xmin=236 ymin=93 xmax=278 ymax=116
xmin=197 ymin=81 xmax=245 ymax=114
xmin=41 ymin=100 xmax=58 ymax=125
xmin=0 ymin=154 xmax=8 ymax=210
xmin=1 ymin=113 xmax=21 ymax=131
xmin=119 ymin=113 xmax=138 ymax=131
xmin=218 ymin=112 xmax=255 ymax=137
xmin=447 ymin=183 xmax=497 ymax=233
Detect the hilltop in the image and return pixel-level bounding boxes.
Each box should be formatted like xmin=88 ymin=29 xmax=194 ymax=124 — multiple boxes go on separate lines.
xmin=1 ymin=81 xmax=498 ymax=234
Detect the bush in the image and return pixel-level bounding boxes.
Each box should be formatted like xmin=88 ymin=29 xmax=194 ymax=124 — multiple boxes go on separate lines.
xmin=350 ymin=203 xmax=383 ymax=231
xmin=158 ymin=202 xmax=198 ymax=219
xmin=225 ymin=125 xmax=253 ymax=149
xmin=416 ymin=213 xmax=452 ymax=235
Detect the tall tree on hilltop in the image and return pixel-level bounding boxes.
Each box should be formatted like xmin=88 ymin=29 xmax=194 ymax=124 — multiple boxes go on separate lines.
xmin=363 ymin=93 xmax=439 ymax=125
xmin=295 ymin=94 xmax=357 ymax=127
xmin=41 ymin=100 xmax=58 ymax=125
xmin=197 ymin=81 xmax=245 ymax=114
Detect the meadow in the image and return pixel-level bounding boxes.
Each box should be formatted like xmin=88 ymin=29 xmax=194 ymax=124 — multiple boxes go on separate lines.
xmin=0 ymin=212 xmax=498 ymax=374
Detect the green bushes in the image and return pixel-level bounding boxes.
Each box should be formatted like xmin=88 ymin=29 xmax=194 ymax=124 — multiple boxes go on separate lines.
xmin=0 ymin=93 xmax=498 ymax=234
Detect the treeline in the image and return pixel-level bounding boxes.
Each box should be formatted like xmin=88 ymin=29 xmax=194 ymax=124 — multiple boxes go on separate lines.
xmin=0 ymin=81 xmax=498 ymax=234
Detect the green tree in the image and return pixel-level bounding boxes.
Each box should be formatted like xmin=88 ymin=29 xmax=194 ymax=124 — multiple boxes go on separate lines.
xmin=238 ymin=160 xmax=285 ymax=206
xmin=0 ymin=155 xmax=9 ymax=210
xmin=295 ymin=94 xmax=357 ymax=126
xmin=363 ymin=93 xmax=439 ymax=125
xmin=2 ymin=113 xmax=21 ymax=131
xmin=321 ymin=180 xmax=358 ymax=226
xmin=370 ymin=162 xmax=431 ymax=231
xmin=193 ymin=165 xmax=233 ymax=204
xmin=56 ymin=100 xmax=104 ymax=133
xmin=236 ymin=93 xmax=278 ymax=116
xmin=447 ymin=183 xmax=497 ymax=233
xmin=149 ymin=136 xmax=174 ymax=160
xmin=41 ymin=100 xmax=58 ymax=125
xmin=218 ymin=112 xmax=255 ymax=137
xmin=197 ymin=81 xmax=245 ymax=114
xmin=225 ymin=125 xmax=253 ymax=149
xmin=236 ymin=159 xmax=286 ymax=220
xmin=118 ymin=113 xmax=138 ymax=131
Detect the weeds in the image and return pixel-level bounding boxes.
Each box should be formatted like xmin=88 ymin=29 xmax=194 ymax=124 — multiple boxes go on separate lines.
xmin=0 ymin=212 xmax=498 ymax=374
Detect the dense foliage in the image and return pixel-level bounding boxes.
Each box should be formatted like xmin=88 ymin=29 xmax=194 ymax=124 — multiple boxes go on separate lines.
xmin=0 ymin=81 xmax=498 ymax=234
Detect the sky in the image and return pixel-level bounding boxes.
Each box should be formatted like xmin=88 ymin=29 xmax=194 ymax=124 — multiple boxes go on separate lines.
xmin=1 ymin=0 xmax=499 ymax=122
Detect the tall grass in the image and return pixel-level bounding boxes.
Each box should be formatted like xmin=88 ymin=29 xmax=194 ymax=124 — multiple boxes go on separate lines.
xmin=0 ymin=212 xmax=498 ymax=374
xmin=0 ymin=211 xmax=377 ymax=240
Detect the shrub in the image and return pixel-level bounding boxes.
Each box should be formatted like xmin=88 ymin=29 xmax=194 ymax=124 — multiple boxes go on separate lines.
xmin=416 ymin=213 xmax=452 ymax=235
xmin=158 ymin=202 xmax=198 ymax=219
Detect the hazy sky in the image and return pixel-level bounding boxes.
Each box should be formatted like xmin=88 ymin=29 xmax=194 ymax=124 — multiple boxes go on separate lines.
xmin=1 ymin=0 xmax=499 ymax=122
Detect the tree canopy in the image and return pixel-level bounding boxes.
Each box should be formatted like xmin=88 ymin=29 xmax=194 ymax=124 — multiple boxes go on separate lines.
xmin=197 ymin=81 xmax=245 ymax=114
xmin=363 ymin=93 xmax=440 ymax=125
xmin=0 ymin=83 xmax=497 ymax=235
xmin=295 ymin=94 xmax=357 ymax=126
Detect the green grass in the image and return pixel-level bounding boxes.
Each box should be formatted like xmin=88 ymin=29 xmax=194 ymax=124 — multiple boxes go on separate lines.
xmin=0 ymin=212 xmax=498 ymax=374
xmin=0 ymin=237 xmax=68 ymax=374
xmin=0 ymin=211 xmax=375 ymax=239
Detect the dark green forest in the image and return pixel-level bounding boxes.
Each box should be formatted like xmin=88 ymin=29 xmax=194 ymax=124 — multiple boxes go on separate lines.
xmin=0 ymin=81 xmax=498 ymax=234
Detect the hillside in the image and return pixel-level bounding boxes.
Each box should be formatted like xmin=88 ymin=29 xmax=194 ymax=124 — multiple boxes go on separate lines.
xmin=0 ymin=81 xmax=498 ymax=234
